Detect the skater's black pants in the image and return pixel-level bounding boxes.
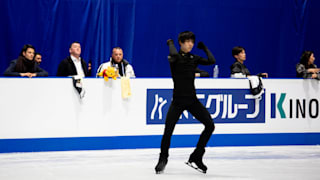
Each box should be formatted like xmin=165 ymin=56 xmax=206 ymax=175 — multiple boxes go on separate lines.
xmin=160 ymin=96 xmax=215 ymax=157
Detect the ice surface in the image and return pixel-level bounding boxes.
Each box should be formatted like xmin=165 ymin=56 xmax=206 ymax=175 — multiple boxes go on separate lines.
xmin=0 ymin=146 xmax=320 ymax=180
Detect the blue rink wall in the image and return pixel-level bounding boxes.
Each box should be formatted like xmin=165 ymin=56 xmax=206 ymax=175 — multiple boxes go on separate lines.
xmin=0 ymin=78 xmax=320 ymax=153
xmin=1 ymin=133 xmax=320 ymax=153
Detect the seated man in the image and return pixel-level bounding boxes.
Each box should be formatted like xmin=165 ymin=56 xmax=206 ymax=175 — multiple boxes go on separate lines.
xmin=96 ymin=47 xmax=135 ymax=78
xmin=34 ymin=52 xmax=42 ymax=65
xmin=4 ymin=44 xmax=48 ymax=77
xmin=57 ymin=41 xmax=88 ymax=77
xmin=230 ymin=46 xmax=268 ymax=78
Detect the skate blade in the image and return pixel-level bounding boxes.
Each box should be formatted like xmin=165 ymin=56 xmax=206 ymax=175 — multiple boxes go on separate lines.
xmin=155 ymin=170 xmax=164 ymax=174
xmin=185 ymin=162 xmax=206 ymax=174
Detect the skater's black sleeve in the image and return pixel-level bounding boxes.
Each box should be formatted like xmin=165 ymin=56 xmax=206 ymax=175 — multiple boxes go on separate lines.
xmin=167 ymin=40 xmax=180 ymax=63
xmin=196 ymin=42 xmax=216 ymax=65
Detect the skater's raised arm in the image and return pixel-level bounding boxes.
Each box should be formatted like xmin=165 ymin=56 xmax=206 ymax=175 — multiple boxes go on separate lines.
xmin=196 ymin=42 xmax=216 ymax=65
xmin=167 ymin=39 xmax=179 ymax=63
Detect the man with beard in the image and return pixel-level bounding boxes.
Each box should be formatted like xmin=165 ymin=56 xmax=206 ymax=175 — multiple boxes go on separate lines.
xmin=96 ymin=47 xmax=135 ymax=78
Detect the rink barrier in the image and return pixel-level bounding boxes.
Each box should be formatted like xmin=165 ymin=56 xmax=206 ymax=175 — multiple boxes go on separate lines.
xmin=0 ymin=133 xmax=320 ymax=153
xmin=1 ymin=78 xmax=320 ymax=153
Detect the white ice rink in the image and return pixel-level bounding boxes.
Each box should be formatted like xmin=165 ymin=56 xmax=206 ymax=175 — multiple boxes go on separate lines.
xmin=0 ymin=146 xmax=320 ymax=180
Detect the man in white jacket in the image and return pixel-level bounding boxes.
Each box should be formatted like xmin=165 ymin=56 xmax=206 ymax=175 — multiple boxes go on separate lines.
xmin=96 ymin=47 xmax=135 ymax=77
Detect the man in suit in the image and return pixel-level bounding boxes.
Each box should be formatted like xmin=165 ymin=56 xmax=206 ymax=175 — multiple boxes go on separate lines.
xmin=57 ymin=41 xmax=88 ymax=77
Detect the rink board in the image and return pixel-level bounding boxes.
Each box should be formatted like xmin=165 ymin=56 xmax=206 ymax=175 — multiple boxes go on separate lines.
xmin=0 ymin=78 xmax=320 ymax=153
xmin=0 ymin=133 xmax=319 ymax=153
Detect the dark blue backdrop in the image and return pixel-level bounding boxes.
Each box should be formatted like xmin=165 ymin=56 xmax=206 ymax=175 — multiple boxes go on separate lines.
xmin=0 ymin=0 xmax=319 ymax=77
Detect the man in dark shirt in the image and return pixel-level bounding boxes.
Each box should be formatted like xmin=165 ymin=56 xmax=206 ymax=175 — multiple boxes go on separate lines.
xmin=34 ymin=52 xmax=42 ymax=65
xmin=230 ymin=46 xmax=268 ymax=78
xmin=155 ymin=31 xmax=216 ymax=174
xmin=4 ymin=44 xmax=48 ymax=77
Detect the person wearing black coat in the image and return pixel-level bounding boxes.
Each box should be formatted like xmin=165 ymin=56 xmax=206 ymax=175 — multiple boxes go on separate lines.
xmin=57 ymin=42 xmax=88 ymax=77
xmin=230 ymin=46 xmax=268 ymax=78
xmin=296 ymin=51 xmax=320 ymax=80
xmin=4 ymin=44 xmax=48 ymax=77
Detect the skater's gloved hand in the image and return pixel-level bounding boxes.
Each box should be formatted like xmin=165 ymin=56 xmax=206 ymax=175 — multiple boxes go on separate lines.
xmin=197 ymin=42 xmax=207 ymax=50
xmin=167 ymin=39 xmax=174 ymax=45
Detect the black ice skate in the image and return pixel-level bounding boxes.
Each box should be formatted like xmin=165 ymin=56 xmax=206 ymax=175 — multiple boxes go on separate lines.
xmin=155 ymin=156 xmax=168 ymax=174
xmin=185 ymin=149 xmax=207 ymax=174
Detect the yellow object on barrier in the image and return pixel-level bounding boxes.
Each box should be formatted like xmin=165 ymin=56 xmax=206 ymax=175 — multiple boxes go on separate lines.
xmin=121 ymin=76 xmax=132 ymax=99
xmin=97 ymin=66 xmax=118 ymax=81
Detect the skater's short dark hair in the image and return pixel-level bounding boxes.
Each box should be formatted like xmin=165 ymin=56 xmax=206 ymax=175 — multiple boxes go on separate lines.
xmin=232 ymin=46 xmax=245 ymax=58
xmin=178 ymin=31 xmax=195 ymax=43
